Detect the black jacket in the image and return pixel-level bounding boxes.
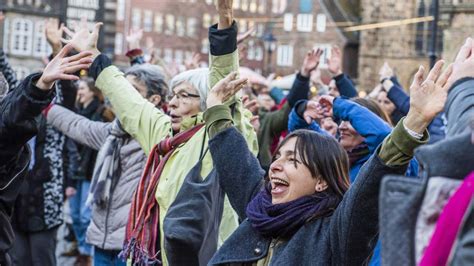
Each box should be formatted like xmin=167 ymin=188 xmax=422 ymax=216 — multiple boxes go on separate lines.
xmin=0 ymin=73 xmax=55 ymax=265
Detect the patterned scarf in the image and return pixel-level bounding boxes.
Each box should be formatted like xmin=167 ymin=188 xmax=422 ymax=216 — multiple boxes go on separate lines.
xmin=246 ymin=184 xmax=340 ymax=239
xmin=120 ymin=124 xmax=204 ymax=265
xmin=86 ymin=119 xmax=128 ymax=207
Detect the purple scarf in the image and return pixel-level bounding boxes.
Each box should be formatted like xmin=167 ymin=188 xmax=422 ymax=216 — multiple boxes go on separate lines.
xmin=246 ymin=184 xmax=340 ymax=239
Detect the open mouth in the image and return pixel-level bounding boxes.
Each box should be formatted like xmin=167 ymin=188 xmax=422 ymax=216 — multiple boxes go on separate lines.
xmin=270 ymin=177 xmax=289 ymax=195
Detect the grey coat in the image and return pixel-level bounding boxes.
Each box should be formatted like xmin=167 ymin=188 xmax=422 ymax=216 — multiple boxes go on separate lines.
xmin=380 ymin=78 xmax=474 ymax=265
xmin=208 ymin=127 xmax=407 ymax=265
xmin=47 ymin=105 xmax=146 ymax=250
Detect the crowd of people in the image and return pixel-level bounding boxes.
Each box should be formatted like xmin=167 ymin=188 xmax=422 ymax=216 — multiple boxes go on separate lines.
xmin=0 ymin=0 xmax=473 ymax=265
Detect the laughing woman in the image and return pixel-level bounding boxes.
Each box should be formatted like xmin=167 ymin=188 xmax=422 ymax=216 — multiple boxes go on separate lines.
xmin=204 ymin=61 xmax=452 ymax=265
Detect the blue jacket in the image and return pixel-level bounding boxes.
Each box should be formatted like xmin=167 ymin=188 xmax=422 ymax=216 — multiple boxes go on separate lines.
xmin=288 ymin=98 xmax=419 ymax=181
xmin=334 ymin=74 xmax=358 ymax=98
xmin=387 ymin=77 xmax=445 ymax=144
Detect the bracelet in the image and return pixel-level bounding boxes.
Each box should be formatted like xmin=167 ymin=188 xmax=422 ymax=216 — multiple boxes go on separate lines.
xmin=403 ymin=120 xmax=423 ymax=140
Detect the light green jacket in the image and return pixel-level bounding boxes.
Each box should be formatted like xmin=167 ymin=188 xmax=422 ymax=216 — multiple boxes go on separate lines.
xmin=95 ymin=50 xmax=258 ymax=265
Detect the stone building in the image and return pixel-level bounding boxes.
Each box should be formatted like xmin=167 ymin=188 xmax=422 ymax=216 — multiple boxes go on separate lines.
xmin=0 ymin=0 xmax=116 ymax=79
xmin=270 ymin=0 xmax=351 ymax=77
xmin=113 ymin=0 xmax=270 ymax=72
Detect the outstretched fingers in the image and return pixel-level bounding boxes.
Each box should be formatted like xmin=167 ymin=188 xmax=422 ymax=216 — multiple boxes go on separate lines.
xmin=412 ymin=65 xmax=425 ymax=88
xmin=455 ymin=37 xmax=472 ymax=63
xmin=426 ymin=60 xmax=445 ymax=82
xmin=437 ymin=63 xmax=453 ymax=91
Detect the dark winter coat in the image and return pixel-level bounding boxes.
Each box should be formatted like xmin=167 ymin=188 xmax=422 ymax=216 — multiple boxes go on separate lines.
xmin=0 ymin=73 xmax=55 ymax=265
xmin=207 ymin=126 xmax=408 ymax=265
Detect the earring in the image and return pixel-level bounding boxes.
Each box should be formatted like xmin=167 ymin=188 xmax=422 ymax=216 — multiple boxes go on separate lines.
xmin=316 ymin=186 xmax=323 ymax=192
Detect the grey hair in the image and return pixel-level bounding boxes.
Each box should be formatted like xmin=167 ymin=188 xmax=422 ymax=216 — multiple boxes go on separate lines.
xmin=125 ymin=64 xmax=169 ymax=99
xmin=170 ymin=68 xmax=209 ymax=111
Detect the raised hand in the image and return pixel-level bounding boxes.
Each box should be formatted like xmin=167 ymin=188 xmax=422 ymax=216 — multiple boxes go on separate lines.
xmin=327 ymin=45 xmax=343 ymax=76
xmin=45 ymin=18 xmax=64 ymax=56
xmin=207 ymin=71 xmax=247 ymax=108
xmin=0 ymin=11 xmax=4 ymax=22
xmin=405 ymin=60 xmax=453 ymax=133
xmin=61 ymin=17 xmax=102 ymax=57
xmin=446 ymin=37 xmax=474 ymax=89
xmin=301 ymin=48 xmax=323 ymax=77
xmin=185 ymin=52 xmax=201 ymax=70
xmin=379 ymin=62 xmax=394 ymax=82
xmin=319 ymin=95 xmax=335 ymax=118
xmin=242 ymin=95 xmax=259 ymax=114
xmin=303 ymin=100 xmax=325 ymax=124
xmin=237 ymin=27 xmax=255 ymax=45
xmin=36 ymin=44 xmax=93 ymax=91
xmin=126 ymin=28 xmax=143 ymax=50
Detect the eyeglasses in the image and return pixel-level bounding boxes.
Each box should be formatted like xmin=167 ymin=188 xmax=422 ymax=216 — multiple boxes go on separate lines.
xmin=166 ymin=91 xmax=200 ymax=102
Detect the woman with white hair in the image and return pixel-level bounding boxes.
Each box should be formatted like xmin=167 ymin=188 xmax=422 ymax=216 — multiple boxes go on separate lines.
xmin=61 ymin=1 xmax=257 ymax=265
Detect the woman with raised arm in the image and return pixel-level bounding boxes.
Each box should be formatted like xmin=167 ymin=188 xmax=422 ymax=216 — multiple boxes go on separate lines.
xmin=60 ymin=1 xmax=257 ymax=264
xmin=0 ymin=44 xmax=93 ymax=266
xmin=203 ymin=60 xmax=451 ymax=265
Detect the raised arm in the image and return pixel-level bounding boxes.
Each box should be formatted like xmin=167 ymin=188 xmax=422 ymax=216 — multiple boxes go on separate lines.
xmin=328 ymin=45 xmax=358 ymax=98
xmin=47 ymin=105 xmax=110 ymax=150
xmin=331 ymin=96 xmax=392 ymax=153
xmin=205 ymin=72 xmax=264 ymax=219
xmin=330 ymin=60 xmax=452 ymax=265
xmin=209 ymin=0 xmax=259 ymax=155
xmin=61 ymin=18 xmax=172 ymax=154
xmin=0 ymin=44 xmax=92 ymax=162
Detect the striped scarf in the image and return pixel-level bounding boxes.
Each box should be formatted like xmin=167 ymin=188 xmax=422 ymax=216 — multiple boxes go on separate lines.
xmin=120 ymin=124 xmax=204 ymax=265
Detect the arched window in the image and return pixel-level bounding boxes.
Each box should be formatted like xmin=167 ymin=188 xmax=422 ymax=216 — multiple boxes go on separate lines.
xmin=10 ymin=18 xmax=33 ymax=56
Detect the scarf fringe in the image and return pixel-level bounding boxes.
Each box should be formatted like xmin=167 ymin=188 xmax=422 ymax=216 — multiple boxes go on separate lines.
xmin=119 ymin=238 xmax=162 ymax=266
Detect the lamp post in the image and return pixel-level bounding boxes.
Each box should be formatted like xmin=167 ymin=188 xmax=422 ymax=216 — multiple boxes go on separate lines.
xmin=262 ymin=32 xmax=277 ymax=75
xmin=429 ymin=0 xmax=439 ymax=68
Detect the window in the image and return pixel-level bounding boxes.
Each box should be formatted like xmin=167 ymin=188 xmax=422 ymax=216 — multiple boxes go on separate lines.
xmin=13 ymin=66 xmax=30 ymax=81
xmin=187 ymin=18 xmax=197 ymax=37
xmin=203 ymin=13 xmax=211 ymax=28
xmin=255 ymin=45 xmax=263 ymax=61
xmin=205 ymin=0 xmax=213 ymax=4
xmin=115 ymin=33 xmax=123 ymax=55
xmin=283 ymin=13 xmax=293 ymax=31
xmin=131 ymin=8 xmax=141 ymax=29
xmin=165 ymin=14 xmax=175 ymax=35
xmin=239 ymin=19 xmax=247 ymax=33
xmin=256 ymin=23 xmax=265 ymax=37
xmin=250 ymin=0 xmax=257 ymax=12
xmin=313 ymin=44 xmax=331 ymax=67
xmin=241 ymin=0 xmax=248 ymax=11
xmin=10 ymin=18 xmax=33 ymax=56
xmin=201 ymin=38 xmax=209 ymax=54
xmin=117 ymin=0 xmax=125 ymax=21
xmin=316 ymin=14 xmax=326 ymax=32
xmin=3 ymin=18 xmax=9 ymax=52
xmin=272 ymin=0 xmax=287 ymax=14
xmin=247 ymin=40 xmax=255 ymax=60
xmin=277 ymin=44 xmax=293 ymax=66
xmin=33 ymin=21 xmax=51 ymax=58
xmin=299 ymin=0 xmax=312 ymax=13
xmin=233 ymin=0 xmax=240 ymax=9
xmin=297 ymin=14 xmax=313 ymax=32
xmin=175 ymin=50 xmax=184 ymax=64
xmin=155 ymin=13 xmax=163 ymax=33
xmin=258 ymin=0 xmax=266 ymax=14
xmin=164 ymin=48 xmax=173 ymax=63
xmin=248 ymin=20 xmax=255 ymax=32
xmin=144 ymin=11 xmax=153 ymax=32
xmin=176 ymin=16 xmax=185 ymax=37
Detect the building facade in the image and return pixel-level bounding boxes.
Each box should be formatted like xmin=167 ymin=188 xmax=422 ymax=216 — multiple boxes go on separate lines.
xmin=0 ymin=0 xmax=115 ymax=79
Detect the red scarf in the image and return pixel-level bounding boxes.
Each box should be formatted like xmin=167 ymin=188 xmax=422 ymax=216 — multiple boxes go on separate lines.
xmin=120 ymin=124 xmax=204 ymax=265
